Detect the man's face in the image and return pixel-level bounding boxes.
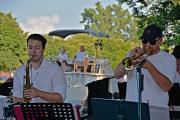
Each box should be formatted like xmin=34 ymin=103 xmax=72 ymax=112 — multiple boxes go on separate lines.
xmin=27 ymin=39 xmax=44 ymax=62
xmin=80 ymin=46 xmax=85 ymax=52
xmin=142 ymin=38 xmax=162 ymax=55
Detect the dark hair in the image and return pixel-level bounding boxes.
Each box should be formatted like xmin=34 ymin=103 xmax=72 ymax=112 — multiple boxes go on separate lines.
xmin=172 ymin=45 xmax=180 ymax=59
xmin=27 ymin=33 xmax=47 ymax=49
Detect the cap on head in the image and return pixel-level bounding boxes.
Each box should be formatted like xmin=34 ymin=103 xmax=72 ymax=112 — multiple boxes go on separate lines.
xmin=140 ymin=24 xmax=162 ymax=41
xmin=172 ymin=45 xmax=180 ymax=59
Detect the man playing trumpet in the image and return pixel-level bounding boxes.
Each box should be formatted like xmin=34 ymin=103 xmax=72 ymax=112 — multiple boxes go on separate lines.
xmin=13 ymin=33 xmax=67 ymax=103
xmin=114 ymin=24 xmax=176 ymax=107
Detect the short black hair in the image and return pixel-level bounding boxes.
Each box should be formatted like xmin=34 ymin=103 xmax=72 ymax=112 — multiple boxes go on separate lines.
xmin=172 ymin=45 xmax=180 ymax=59
xmin=27 ymin=33 xmax=47 ymax=49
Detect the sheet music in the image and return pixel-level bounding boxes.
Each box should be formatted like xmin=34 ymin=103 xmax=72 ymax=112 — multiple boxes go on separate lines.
xmin=149 ymin=105 xmax=170 ymax=120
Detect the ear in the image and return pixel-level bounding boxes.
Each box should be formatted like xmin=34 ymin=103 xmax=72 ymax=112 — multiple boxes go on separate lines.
xmin=160 ymin=37 xmax=163 ymax=42
xmin=158 ymin=37 xmax=163 ymax=45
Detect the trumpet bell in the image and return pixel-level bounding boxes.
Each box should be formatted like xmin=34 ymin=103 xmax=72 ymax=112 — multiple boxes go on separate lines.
xmin=122 ymin=57 xmax=134 ymax=71
xmin=122 ymin=50 xmax=148 ymax=71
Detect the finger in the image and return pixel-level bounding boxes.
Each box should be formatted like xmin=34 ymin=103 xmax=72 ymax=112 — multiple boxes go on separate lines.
xmin=24 ymin=92 xmax=32 ymax=98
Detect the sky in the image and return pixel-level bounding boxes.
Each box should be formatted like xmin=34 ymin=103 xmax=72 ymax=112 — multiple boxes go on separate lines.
xmin=0 ymin=0 xmax=118 ymax=34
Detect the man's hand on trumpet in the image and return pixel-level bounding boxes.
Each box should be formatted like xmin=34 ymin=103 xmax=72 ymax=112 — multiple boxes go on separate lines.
xmin=130 ymin=47 xmax=155 ymax=70
xmin=129 ymin=47 xmax=147 ymax=67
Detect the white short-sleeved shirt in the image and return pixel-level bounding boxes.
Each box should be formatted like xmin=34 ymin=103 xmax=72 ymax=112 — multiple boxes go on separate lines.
xmin=75 ymin=51 xmax=86 ymax=61
xmin=58 ymin=53 xmax=68 ymax=63
xmin=13 ymin=59 xmax=67 ymax=103
xmin=126 ymin=50 xmax=176 ymax=107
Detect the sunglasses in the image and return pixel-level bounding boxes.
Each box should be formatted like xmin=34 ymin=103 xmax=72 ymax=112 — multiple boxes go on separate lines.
xmin=142 ymin=40 xmax=158 ymax=45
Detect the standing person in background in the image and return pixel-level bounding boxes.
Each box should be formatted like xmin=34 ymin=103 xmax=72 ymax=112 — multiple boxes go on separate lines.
xmin=172 ymin=45 xmax=180 ymax=76
xmin=57 ymin=48 xmax=68 ymax=71
xmin=114 ymin=24 xmax=176 ymax=107
xmin=13 ymin=33 xmax=67 ymax=103
xmin=169 ymin=45 xmax=180 ymax=107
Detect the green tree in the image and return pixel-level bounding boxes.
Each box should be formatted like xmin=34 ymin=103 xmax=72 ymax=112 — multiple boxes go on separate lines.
xmin=51 ymin=34 xmax=140 ymax=68
xmin=0 ymin=12 xmax=27 ymax=70
xmin=117 ymin=0 xmax=180 ymax=46
xmin=80 ymin=2 xmax=138 ymax=41
xmin=45 ymin=35 xmax=64 ymax=61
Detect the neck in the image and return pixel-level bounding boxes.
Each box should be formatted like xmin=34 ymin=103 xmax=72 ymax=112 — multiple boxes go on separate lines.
xmin=148 ymin=48 xmax=160 ymax=56
xmin=154 ymin=48 xmax=160 ymax=54
xmin=31 ymin=58 xmax=43 ymax=70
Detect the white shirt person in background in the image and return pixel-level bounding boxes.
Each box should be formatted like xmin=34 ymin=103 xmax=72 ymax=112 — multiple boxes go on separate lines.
xmin=58 ymin=48 xmax=68 ymax=71
xmin=13 ymin=33 xmax=67 ymax=103
xmin=73 ymin=45 xmax=88 ymax=72
xmin=74 ymin=46 xmax=86 ymax=61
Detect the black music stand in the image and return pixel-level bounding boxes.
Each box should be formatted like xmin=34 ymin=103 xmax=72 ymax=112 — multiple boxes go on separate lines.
xmin=86 ymin=77 xmax=112 ymax=119
xmin=17 ymin=103 xmax=76 ymax=120
xmin=0 ymin=82 xmax=13 ymax=96
xmin=91 ymin=98 xmax=150 ymax=120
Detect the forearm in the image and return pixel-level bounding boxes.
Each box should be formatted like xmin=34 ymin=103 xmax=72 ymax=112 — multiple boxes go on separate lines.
xmin=147 ymin=64 xmax=172 ymax=92
xmin=114 ymin=63 xmax=126 ymax=79
xmin=37 ymin=90 xmax=64 ymax=103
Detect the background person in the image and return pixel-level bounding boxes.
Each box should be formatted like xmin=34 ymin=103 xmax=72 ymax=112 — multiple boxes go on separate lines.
xmin=73 ymin=45 xmax=88 ymax=72
xmin=114 ymin=24 xmax=176 ymax=107
xmin=57 ymin=48 xmax=68 ymax=71
xmin=13 ymin=33 xmax=67 ymax=103
xmin=169 ymin=45 xmax=180 ymax=106
xmin=168 ymin=45 xmax=180 ymax=120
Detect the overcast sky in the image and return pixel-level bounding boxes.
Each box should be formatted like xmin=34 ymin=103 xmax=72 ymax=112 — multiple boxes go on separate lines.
xmin=0 ymin=0 xmax=117 ymax=34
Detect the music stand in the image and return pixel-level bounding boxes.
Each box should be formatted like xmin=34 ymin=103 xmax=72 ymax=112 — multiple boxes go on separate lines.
xmin=91 ymin=98 xmax=150 ymax=120
xmin=14 ymin=103 xmax=76 ymax=120
xmin=0 ymin=82 xmax=13 ymax=96
xmin=86 ymin=77 xmax=111 ymax=118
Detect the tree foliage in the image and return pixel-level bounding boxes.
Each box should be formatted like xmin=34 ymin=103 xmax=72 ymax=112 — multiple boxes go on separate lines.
xmin=0 ymin=12 xmax=27 ymax=70
xmin=0 ymin=2 xmax=144 ymax=70
xmin=117 ymin=0 xmax=180 ymax=46
xmin=80 ymin=2 xmax=138 ymax=41
xmin=44 ymin=35 xmax=63 ymax=61
xmin=51 ymin=34 xmax=139 ymax=68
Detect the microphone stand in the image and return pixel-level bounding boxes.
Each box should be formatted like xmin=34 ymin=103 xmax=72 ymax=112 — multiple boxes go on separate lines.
xmin=136 ymin=59 xmax=146 ymax=120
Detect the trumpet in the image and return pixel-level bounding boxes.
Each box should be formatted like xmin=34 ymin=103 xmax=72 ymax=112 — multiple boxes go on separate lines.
xmin=122 ymin=50 xmax=148 ymax=71
xmin=23 ymin=57 xmax=32 ymax=102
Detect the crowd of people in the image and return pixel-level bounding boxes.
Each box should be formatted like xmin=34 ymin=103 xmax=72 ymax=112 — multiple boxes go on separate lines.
xmin=0 ymin=24 xmax=179 ymax=119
